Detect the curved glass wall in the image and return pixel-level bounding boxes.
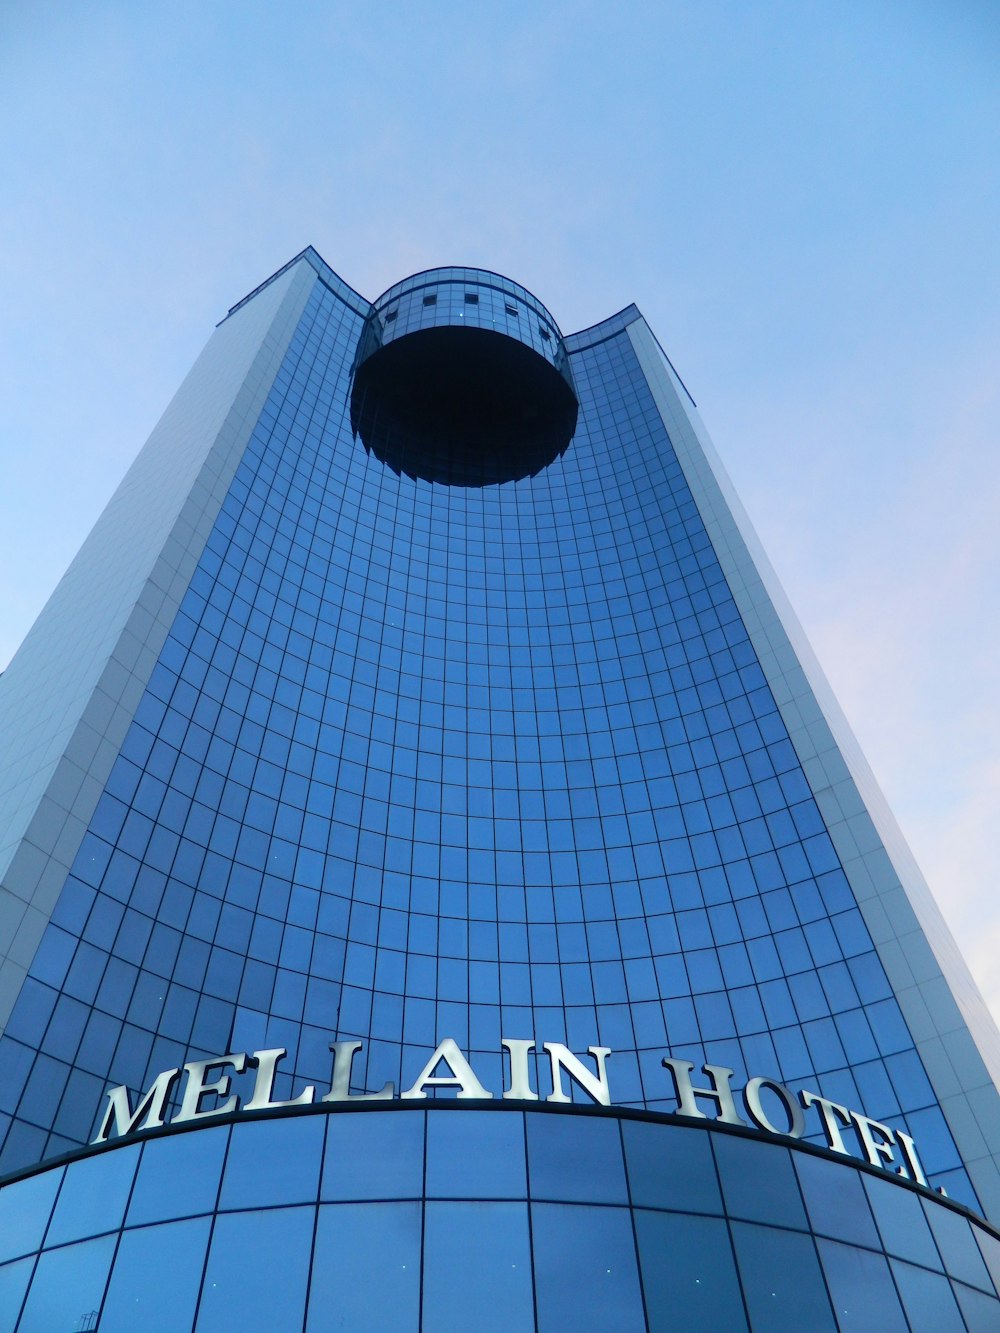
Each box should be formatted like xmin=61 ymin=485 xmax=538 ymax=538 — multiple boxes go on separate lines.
xmin=0 ymin=260 xmax=979 ymax=1220
xmin=0 ymin=1107 xmax=997 ymax=1332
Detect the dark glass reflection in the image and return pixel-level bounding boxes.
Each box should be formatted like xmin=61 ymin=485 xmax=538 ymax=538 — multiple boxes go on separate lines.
xmin=351 ymin=326 xmax=578 ymax=486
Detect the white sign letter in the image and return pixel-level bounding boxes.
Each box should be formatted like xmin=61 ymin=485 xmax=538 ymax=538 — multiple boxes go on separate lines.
xmin=661 ymin=1058 xmax=745 ymax=1125
xmin=545 ymin=1044 xmax=612 ymax=1106
xmin=92 ymin=1067 xmax=180 ymax=1143
xmin=401 ymin=1038 xmax=492 ymax=1100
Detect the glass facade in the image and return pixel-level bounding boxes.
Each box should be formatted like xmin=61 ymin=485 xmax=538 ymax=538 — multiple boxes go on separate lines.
xmin=1 ymin=1108 xmax=999 ymax=1333
xmin=1 ymin=250 xmax=999 ymax=1328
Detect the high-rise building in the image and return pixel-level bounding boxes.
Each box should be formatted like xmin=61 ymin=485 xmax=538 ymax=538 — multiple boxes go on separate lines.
xmin=0 ymin=248 xmax=999 ymax=1330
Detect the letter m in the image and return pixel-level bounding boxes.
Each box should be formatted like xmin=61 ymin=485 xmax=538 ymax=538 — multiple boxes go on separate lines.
xmin=92 ymin=1067 xmax=180 ymax=1143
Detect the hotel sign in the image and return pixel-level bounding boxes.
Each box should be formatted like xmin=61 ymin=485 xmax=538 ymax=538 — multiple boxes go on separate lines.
xmin=94 ymin=1037 xmax=932 ymax=1188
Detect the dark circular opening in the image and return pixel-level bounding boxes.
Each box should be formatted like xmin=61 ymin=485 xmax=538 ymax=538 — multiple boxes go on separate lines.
xmin=351 ymin=326 xmax=578 ymax=487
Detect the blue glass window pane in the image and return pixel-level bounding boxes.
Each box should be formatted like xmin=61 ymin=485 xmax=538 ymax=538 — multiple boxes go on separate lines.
xmin=973 ymin=1224 xmax=1000 ymax=1294
xmin=45 ymin=1145 xmax=139 ymax=1246
xmin=0 ymin=1167 xmax=62 ymax=1260
xmin=16 ymin=1234 xmax=115 ymax=1332
xmin=322 ymin=1110 xmax=424 ymax=1200
xmin=817 ymin=1238 xmax=907 ymax=1332
xmin=127 ymin=1126 xmax=227 ymax=1224
xmin=713 ymin=1134 xmax=807 ymax=1230
xmin=922 ymin=1198 xmax=991 ymax=1291
xmin=196 ymin=1205 xmax=313 ymax=1330
xmin=425 ymin=1110 xmax=525 ymax=1198
xmin=954 ymin=1281 xmax=1000 ymax=1333
xmin=220 ymin=1115 xmax=323 ymax=1209
xmin=794 ymin=1151 xmax=879 ymax=1248
xmin=890 ymin=1259 xmax=965 ymax=1333
xmin=0 ymin=1257 xmax=32 ymax=1330
xmin=527 ymin=1113 xmax=627 ymax=1203
xmin=622 ymin=1120 xmax=722 ymax=1214
xmin=424 ymin=1202 xmax=533 ymax=1331
xmin=635 ymin=1208 xmax=747 ymax=1332
xmin=307 ymin=1203 xmax=420 ymax=1332
xmin=100 ymin=1217 xmax=210 ymax=1332
xmin=531 ymin=1202 xmax=645 ymax=1333
xmin=731 ymin=1222 xmax=836 ymax=1332
xmin=863 ymin=1175 xmax=939 ymax=1268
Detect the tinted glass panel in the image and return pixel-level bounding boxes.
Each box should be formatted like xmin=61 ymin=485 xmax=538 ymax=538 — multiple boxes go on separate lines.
xmin=45 ymin=1144 xmax=139 ymax=1246
xmin=0 ymin=1257 xmax=32 ymax=1331
xmin=100 ymin=1217 xmax=211 ymax=1332
xmin=863 ymin=1174 xmax=939 ymax=1268
xmin=322 ymin=1111 xmax=424 ymax=1200
xmin=635 ymin=1208 xmax=746 ymax=1331
xmin=424 ymin=1202 xmax=533 ymax=1330
xmin=220 ymin=1114 xmax=323 ymax=1209
xmin=16 ymin=1234 xmax=115 ymax=1333
xmin=623 ymin=1120 xmax=722 ymax=1214
xmin=0 ymin=1167 xmax=62 ymax=1260
xmin=714 ymin=1134 xmax=807 ymax=1230
xmin=127 ymin=1126 xmax=227 ymax=1224
xmin=890 ymin=1259 xmax=965 ymax=1333
xmin=922 ymin=1197 xmax=991 ymax=1291
xmin=308 ymin=1202 xmax=421 ymax=1332
xmin=527 ymin=1114 xmax=627 ymax=1204
xmin=196 ymin=1205 xmax=313 ymax=1330
xmin=794 ymin=1150 xmax=879 ymax=1248
xmin=818 ymin=1238 xmax=907 ymax=1332
xmin=731 ymin=1221 xmax=835 ymax=1332
xmin=532 ymin=1202 xmax=645 ymax=1332
xmin=426 ymin=1111 xmax=526 ymax=1198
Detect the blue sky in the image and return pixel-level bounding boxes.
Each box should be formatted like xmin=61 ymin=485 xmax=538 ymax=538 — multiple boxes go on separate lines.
xmin=1 ymin=1 xmax=998 ymax=1015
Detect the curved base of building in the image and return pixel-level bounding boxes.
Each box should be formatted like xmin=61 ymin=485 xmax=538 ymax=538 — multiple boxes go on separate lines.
xmin=1 ymin=1103 xmax=998 ymax=1331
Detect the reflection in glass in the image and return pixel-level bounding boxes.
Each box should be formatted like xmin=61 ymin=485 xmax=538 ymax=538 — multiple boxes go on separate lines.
xmin=426 ymin=1111 xmax=525 ymax=1198
xmin=196 ymin=1206 xmax=313 ymax=1330
xmin=635 ymin=1209 xmax=746 ymax=1332
xmin=527 ymin=1114 xmax=627 ymax=1204
xmin=622 ymin=1120 xmax=722 ymax=1215
xmin=220 ymin=1115 xmax=324 ymax=1209
xmin=127 ymin=1126 xmax=227 ymax=1224
xmin=714 ymin=1135 xmax=806 ymax=1231
xmin=323 ymin=1111 xmax=424 ymax=1200
xmin=532 ymin=1202 xmax=645 ymax=1332
xmin=0 ymin=1167 xmax=62 ymax=1260
xmin=731 ymin=1221 xmax=836 ymax=1332
xmin=308 ymin=1202 xmax=421 ymax=1332
xmin=424 ymin=1202 xmax=533 ymax=1331
xmin=863 ymin=1174 xmax=940 ymax=1268
xmin=45 ymin=1144 xmax=139 ymax=1246
xmin=100 ymin=1217 xmax=210 ymax=1331
xmin=890 ymin=1259 xmax=965 ymax=1333
xmin=0 ymin=1256 xmax=32 ymax=1330
xmin=818 ymin=1238 xmax=907 ymax=1332
xmin=16 ymin=1234 xmax=115 ymax=1333
xmin=794 ymin=1149 xmax=879 ymax=1249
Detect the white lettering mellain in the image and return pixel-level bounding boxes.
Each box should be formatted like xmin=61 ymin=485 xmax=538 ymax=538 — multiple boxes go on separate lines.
xmin=501 ymin=1038 xmax=538 ymax=1101
xmin=90 ymin=1038 xmax=932 ymax=1191
xmin=175 ymin=1053 xmax=247 ymax=1124
xmin=244 ymin=1048 xmax=315 ymax=1111
xmin=92 ymin=1067 xmax=180 ymax=1143
xmin=661 ymin=1059 xmax=746 ymax=1126
xmin=545 ymin=1044 xmax=612 ymax=1106
xmin=401 ymin=1038 xmax=492 ymax=1100
xmin=322 ymin=1041 xmax=395 ymax=1102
